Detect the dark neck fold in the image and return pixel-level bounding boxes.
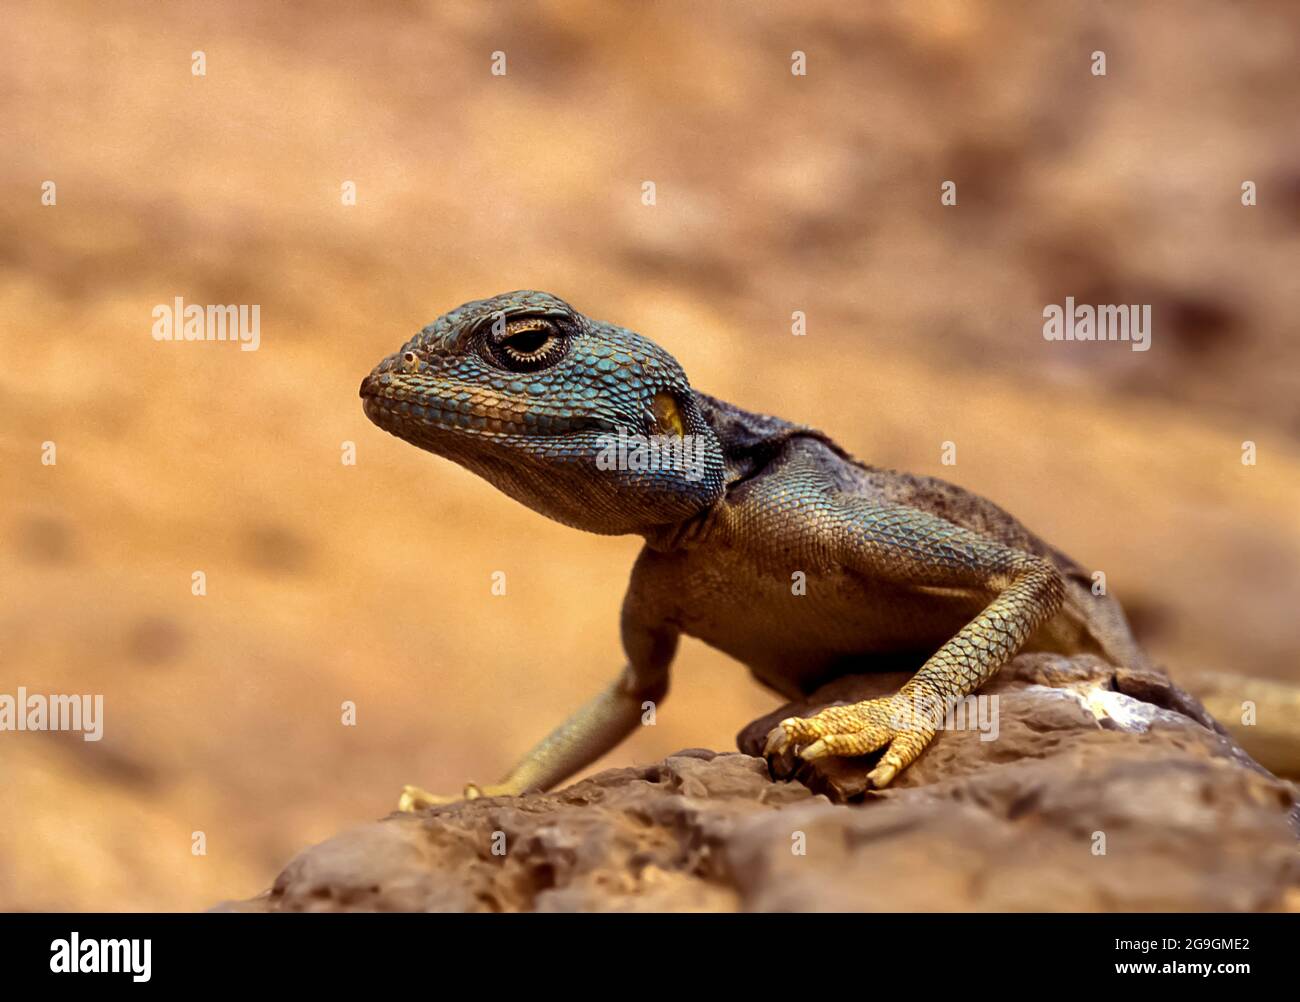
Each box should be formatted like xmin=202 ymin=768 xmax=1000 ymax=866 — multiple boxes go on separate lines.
xmin=693 ymin=390 xmax=842 ymax=486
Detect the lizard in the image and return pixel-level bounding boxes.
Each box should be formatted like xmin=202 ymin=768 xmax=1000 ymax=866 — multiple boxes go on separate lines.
xmin=360 ymin=290 xmax=1151 ymax=811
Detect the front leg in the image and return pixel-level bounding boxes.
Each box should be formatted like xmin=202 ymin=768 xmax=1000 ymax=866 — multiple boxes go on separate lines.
xmin=766 ymin=502 xmax=1065 ymax=788
xmin=399 ymin=601 xmax=677 ymax=810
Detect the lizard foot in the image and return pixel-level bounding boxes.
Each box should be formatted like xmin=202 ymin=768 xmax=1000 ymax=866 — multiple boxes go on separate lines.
xmin=397 ymin=782 xmax=487 ymax=812
xmin=762 ymin=693 xmax=938 ymax=788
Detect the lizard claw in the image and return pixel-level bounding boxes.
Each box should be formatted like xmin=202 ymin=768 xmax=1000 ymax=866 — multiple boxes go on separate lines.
xmin=397 ymin=782 xmax=485 ymax=812
xmin=764 ymin=723 xmax=793 ymax=756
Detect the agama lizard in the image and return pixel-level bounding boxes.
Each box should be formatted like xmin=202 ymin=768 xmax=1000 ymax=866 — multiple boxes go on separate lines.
xmin=360 ymin=290 xmax=1149 ymax=810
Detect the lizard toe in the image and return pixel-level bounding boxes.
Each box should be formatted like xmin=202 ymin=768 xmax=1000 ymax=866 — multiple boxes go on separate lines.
xmin=800 ymin=727 xmax=893 ymax=760
xmin=866 ymin=759 xmax=901 ymax=788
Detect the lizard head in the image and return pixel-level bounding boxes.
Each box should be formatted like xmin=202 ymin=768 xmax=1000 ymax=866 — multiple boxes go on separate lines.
xmin=360 ymin=290 xmax=726 ymax=535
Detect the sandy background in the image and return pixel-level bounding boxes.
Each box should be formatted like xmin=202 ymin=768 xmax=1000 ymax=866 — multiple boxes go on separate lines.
xmin=1 ymin=0 xmax=1297 ymax=910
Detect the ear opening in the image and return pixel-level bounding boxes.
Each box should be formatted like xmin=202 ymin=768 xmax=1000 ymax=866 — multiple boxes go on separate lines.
xmin=651 ymin=391 xmax=686 ymax=437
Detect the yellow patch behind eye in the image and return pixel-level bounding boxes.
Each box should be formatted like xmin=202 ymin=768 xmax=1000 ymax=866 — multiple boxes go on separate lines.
xmin=652 ymin=392 xmax=685 ymax=437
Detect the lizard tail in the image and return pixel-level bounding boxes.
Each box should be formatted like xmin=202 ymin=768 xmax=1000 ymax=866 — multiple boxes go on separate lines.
xmin=1074 ymin=582 xmax=1300 ymax=779
xmin=1046 ymin=578 xmax=1300 ymax=778
xmin=1178 ymin=670 xmax=1300 ymax=780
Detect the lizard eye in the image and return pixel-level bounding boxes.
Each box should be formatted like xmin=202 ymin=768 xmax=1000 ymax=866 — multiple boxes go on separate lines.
xmin=485 ymin=318 xmax=569 ymax=372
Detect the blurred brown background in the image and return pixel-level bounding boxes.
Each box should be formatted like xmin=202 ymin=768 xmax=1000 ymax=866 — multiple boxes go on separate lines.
xmin=2 ymin=0 xmax=1297 ymax=910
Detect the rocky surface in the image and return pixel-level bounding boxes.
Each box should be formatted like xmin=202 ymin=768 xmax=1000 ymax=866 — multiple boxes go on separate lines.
xmin=223 ymin=654 xmax=1300 ymax=912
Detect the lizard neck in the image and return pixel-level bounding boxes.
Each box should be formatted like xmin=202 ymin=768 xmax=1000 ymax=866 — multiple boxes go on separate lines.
xmin=639 ymin=391 xmax=858 ymax=552
xmin=692 ymin=391 xmax=801 ymax=484
xmin=640 ymin=499 xmax=730 ymax=552
xmin=638 ymin=391 xmax=799 ymax=552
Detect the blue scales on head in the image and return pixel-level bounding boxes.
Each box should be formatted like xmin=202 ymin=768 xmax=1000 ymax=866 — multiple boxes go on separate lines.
xmin=360 ymin=290 xmax=726 ymax=535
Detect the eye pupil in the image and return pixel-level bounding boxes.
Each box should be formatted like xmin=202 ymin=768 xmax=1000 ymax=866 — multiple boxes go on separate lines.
xmin=403 ymin=352 xmax=416 ymax=363
xmin=482 ymin=316 xmax=569 ymax=372
xmin=505 ymin=330 xmax=549 ymax=356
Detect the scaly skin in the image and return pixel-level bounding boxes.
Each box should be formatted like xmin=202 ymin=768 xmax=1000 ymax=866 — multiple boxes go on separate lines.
xmin=361 ymin=291 xmax=1148 ymax=808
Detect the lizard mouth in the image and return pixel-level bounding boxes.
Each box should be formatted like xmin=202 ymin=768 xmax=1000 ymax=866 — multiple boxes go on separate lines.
xmin=360 ymin=388 xmax=621 ymax=440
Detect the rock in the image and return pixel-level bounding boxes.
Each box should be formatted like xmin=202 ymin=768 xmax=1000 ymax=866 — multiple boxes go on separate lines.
xmin=221 ymin=654 xmax=1300 ymax=912
xmin=223 ymin=750 xmax=816 ymax=913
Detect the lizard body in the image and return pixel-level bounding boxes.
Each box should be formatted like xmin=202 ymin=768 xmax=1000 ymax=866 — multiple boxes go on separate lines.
xmin=360 ymin=290 xmax=1148 ymax=807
